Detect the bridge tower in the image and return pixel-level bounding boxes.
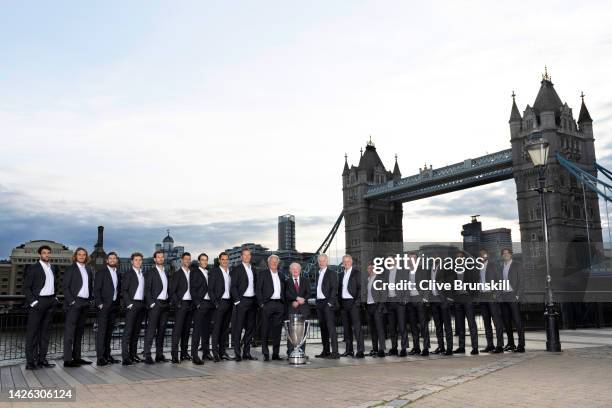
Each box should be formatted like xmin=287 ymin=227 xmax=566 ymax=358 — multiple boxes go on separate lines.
xmin=342 ymin=138 xmax=403 ymax=271
xmin=510 ymin=69 xmax=602 ymax=288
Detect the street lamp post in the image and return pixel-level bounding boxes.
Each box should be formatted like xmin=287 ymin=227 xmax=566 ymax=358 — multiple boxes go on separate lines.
xmin=526 ymin=139 xmax=562 ymax=352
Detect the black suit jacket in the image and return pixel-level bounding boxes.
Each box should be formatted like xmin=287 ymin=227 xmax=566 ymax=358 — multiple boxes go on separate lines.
xmin=422 ymin=265 xmax=453 ymax=301
xmin=62 ymin=263 xmax=93 ymax=306
xmin=208 ymin=266 xmax=231 ymax=306
xmin=338 ymin=268 xmax=362 ymax=304
xmin=190 ymin=266 xmax=212 ymax=302
xmin=121 ymin=267 xmax=144 ymax=307
xmin=285 ymin=275 xmax=310 ymax=316
xmin=502 ymin=260 xmax=523 ymax=299
xmin=449 ymin=264 xmax=479 ymax=300
xmin=145 ymin=266 xmax=169 ymax=306
xmin=315 ymin=268 xmax=339 ymax=307
xmin=169 ymin=267 xmax=191 ymax=306
xmin=384 ymin=268 xmax=410 ymax=302
xmin=94 ymin=266 xmax=120 ymax=308
xmin=230 ymin=263 xmax=257 ymax=302
xmin=256 ymin=269 xmax=285 ymax=306
xmin=24 ymin=261 xmax=59 ymax=305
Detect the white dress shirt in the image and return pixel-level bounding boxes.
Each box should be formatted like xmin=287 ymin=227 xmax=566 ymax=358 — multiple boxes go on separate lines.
xmin=243 ymin=263 xmax=255 ymax=297
xmin=270 ymin=270 xmax=281 ymax=299
xmin=182 ymin=267 xmax=192 ymax=300
xmin=76 ymin=262 xmax=89 ymax=299
xmin=367 ymin=275 xmax=375 ymax=304
xmin=108 ymin=266 xmax=118 ymax=301
xmin=502 ymin=260 xmax=513 ymax=292
xmin=431 ymin=267 xmax=439 ymax=297
xmin=199 ymin=267 xmax=210 ymax=300
xmin=39 ymin=260 xmax=55 ymax=296
xmin=479 ymin=261 xmax=490 ymax=292
xmin=316 ymin=268 xmax=327 ymax=299
xmin=133 ymin=268 xmax=145 ymax=301
xmin=156 ymin=265 xmax=168 ymax=300
xmin=341 ymin=267 xmax=353 ymax=299
xmin=388 ymin=268 xmax=397 ymax=298
xmin=220 ymin=267 xmax=231 ymax=299
xmin=409 ymin=269 xmax=419 ymax=296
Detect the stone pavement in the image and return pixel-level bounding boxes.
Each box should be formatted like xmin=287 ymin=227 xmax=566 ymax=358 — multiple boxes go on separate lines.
xmin=1 ymin=328 xmax=611 ymax=408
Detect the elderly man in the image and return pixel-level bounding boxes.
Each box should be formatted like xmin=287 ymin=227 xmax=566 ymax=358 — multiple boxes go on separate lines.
xmin=315 ymin=254 xmax=339 ymax=359
xmin=256 ymin=254 xmax=285 ymax=361
xmin=338 ymin=255 xmax=365 ymax=358
xmin=285 ymin=262 xmax=310 ymax=356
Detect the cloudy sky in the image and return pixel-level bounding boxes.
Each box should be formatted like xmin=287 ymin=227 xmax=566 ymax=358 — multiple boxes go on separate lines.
xmin=2 ymin=0 xmax=612 ymax=259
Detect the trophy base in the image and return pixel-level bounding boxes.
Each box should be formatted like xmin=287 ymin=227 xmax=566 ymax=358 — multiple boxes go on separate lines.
xmin=288 ymin=355 xmax=307 ymax=365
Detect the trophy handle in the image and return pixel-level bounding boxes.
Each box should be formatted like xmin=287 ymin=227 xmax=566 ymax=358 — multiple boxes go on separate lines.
xmin=297 ymin=320 xmax=309 ymax=349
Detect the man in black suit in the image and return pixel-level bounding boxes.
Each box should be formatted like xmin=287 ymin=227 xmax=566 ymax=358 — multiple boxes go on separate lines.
xmin=94 ymin=251 xmax=121 ymax=366
xmin=190 ymin=253 xmax=214 ymax=364
xmin=285 ymin=262 xmax=310 ymax=355
xmin=500 ymin=248 xmax=525 ymax=353
xmin=477 ymin=249 xmax=504 ymax=353
xmin=364 ymin=262 xmax=387 ymax=358
xmin=62 ymin=247 xmax=94 ymax=367
xmin=209 ymin=252 xmax=233 ymax=362
xmin=257 ymin=254 xmax=285 ymax=361
xmin=384 ymin=257 xmax=410 ymax=357
xmin=406 ymin=253 xmax=430 ymax=357
xmin=23 ymin=245 xmax=59 ymax=370
xmin=143 ymin=250 xmax=170 ymax=364
xmin=338 ymin=254 xmax=365 ymax=358
xmin=315 ymin=253 xmax=339 ymax=359
xmin=169 ymin=252 xmax=194 ymax=363
xmin=230 ymin=248 xmax=258 ymax=361
xmin=426 ymin=254 xmax=453 ymax=356
xmin=121 ymin=252 xmax=147 ymax=365
xmin=451 ymin=251 xmax=479 ymax=355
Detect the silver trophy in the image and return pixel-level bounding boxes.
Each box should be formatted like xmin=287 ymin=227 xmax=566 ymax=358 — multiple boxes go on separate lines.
xmin=285 ymin=314 xmax=309 ymax=364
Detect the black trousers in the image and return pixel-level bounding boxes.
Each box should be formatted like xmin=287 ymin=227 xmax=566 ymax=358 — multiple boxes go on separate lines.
xmin=501 ymin=296 xmax=525 ymax=347
xmin=480 ymin=298 xmax=504 ymax=348
xmin=63 ymin=297 xmax=89 ymax=362
xmin=366 ymin=303 xmax=386 ymax=353
xmin=341 ymin=299 xmax=365 ymax=354
xmin=172 ymin=300 xmax=193 ymax=358
xmin=430 ymin=297 xmax=453 ymax=351
xmin=231 ymin=297 xmax=257 ymax=356
xmin=407 ymin=300 xmax=430 ymax=350
xmin=212 ymin=299 xmax=232 ymax=356
xmin=386 ymin=301 xmax=408 ymax=351
xmin=316 ymin=299 xmax=338 ymax=354
xmin=261 ymin=300 xmax=284 ymax=357
xmin=144 ymin=301 xmax=169 ymax=358
xmin=25 ymin=296 xmax=55 ymax=365
xmin=96 ymin=302 xmax=119 ymax=359
xmin=454 ymin=300 xmax=478 ymax=349
xmin=286 ymin=306 xmax=309 ymax=355
xmin=191 ymin=300 xmax=214 ymax=358
xmin=122 ymin=300 xmax=145 ymax=360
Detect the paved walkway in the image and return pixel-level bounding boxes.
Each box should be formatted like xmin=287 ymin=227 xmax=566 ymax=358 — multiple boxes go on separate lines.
xmin=0 ymin=328 xmax=611 ymax=407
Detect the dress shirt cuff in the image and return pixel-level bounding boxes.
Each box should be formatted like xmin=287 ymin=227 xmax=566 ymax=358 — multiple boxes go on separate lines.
xmin=30 ymin=300 xmax=38 ymax=307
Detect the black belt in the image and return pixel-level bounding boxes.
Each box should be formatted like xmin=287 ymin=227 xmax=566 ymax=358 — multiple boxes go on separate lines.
xmin=268 ymin=299 xmax=283 ymax=303
xmin=242 ymin=296 xmax=256 ymax=299
xmin=77 ymin=296 xmax=89 ymax=300
xmin=38 ymin=295 xmax=54 ymax=298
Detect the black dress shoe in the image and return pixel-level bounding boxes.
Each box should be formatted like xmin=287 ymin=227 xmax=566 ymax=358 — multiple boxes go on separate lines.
xmin=204 ymin=353 xmax=214 ymax=361
xmin=387 ymin=348 xmax=398 ymax=356
xmin=75 ymin=358 xmax=93 ymax=365
xmin=192 ymin=358 xmax=204 ymax=365
xmin=213 ymin=354 xmax=220 ymax=362
xmin=107 ymin=357 xmax=121 ymax=364
xmin=263 ymin=355 xmax=270 ymax=361
xmin=97 ymin=358 xmax=109 ymax=366
xmin=492 ymin=346 xmax=504 ymax=354
xmin=234 ymin=355 xmax=242 ymax=362
xmin=514 ymin=346 xmax=525 ymax=353
xmin=377 ymin=350 xmax=386 ymax=358
xmin=38 ymin=359 xmax=56 ymax=368
xmin=155 ymin=355 xmax=170 ymax=363
xmin=503 ymin=344 xmax=516 ymax=352
xmin=181 ymin=355 xmax=192 ymax=361
xmin=122 ymin=359 xmax=133 ymax=366
xmin=171 ymin=357 xmax=181 ymax=364
xmin=221 ymin=353 xmax=232 ymax=360
xmin=64 ymin=360 xmax=81 ymax=367
xmin=470 ymin=348 xmax=479 ymax=355
xmin=243 ymin=354 xmax=257 ymax=361
xmin=355 ymin=352 xmax=365 ymax=358
xmin=25 ymin=363 xmax=38 ymax=370
xmin=444 ymin=350 xmax=453 ymax=356
xmin=481 ymin=345 xmax=494 ymax=353
xmin=432 ymin=347 xmax=445 ymax=355
xmin=132 ymin=356 xmax=143 ymax=363
xmin=272 ymin=355 xmax=283 ymax=361
xmin=315 ymin=352 xmax=330 ymax=358
xmin=144 ymin=357 xmax=155 ymax=365
xmin=420 ymin=349 xmax=430 ymax=357
xmin=368 ymin=350 xmax=377 ymax=356
xmin=340 ymin=351 xmax=354 ymax=357
xmin=399 ymin=349 xmax=408 ymax=357
xmin=328 ymin=352 xmax=340 ymax=359
xmin=408 ymin=348 xmax=421 ymax=355
xmin=453 ymin=347 xmax=466 ymax=354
